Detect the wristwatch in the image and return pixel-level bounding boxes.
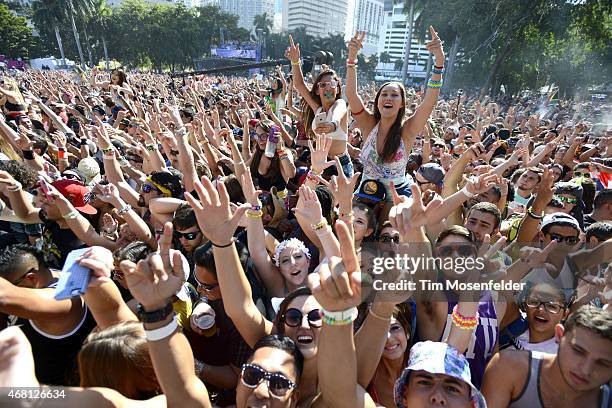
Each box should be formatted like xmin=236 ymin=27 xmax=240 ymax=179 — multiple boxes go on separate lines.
xmin=136 ymin=302 xmax=173 ymax=323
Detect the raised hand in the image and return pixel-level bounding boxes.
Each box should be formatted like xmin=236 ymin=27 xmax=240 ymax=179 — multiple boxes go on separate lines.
xmin=308 ymin=220 xmax=361 ymax=312
xmin=316 ymin=157 xmax=361 ymax=206
xmin=426 ymin=26 xmax=445 ymax=66
xmin=308 ymin=133 xmax=335 ymax=174
xmin=0 ymin=326 xmax=39 ymax=388
xmin=77 ymin=246 xmax=114 ymax=287
xmin=465 ymin=170 xmax=500 ymax=195
xmin=293 ymin=184 xmax=324 ymax=227
xmin=121 ymin=222 xmax=185 ymax=311
xmin=96 ymin=183 xmax=121 ymax=206
xmin=184 ymin=176 xmax=249 ymax=247
xmin=286 ymin=35 xmax=301 ymax=62
xmin=347 ymin=31 xmax=365 ymax=60
xmin=534 ymin=166 xmax=555 ymax=205
xmin=519 ymin=240 xmax=558 ymax=272
xmin=388 ymin=183 xmax=443 ymax=236
xmin=238 ymin=167 xmax=261 ymax=205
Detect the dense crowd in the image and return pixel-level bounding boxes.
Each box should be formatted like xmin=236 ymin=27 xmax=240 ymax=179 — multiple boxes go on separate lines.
xmin=0 ymin=28 xmax=611 ymax=408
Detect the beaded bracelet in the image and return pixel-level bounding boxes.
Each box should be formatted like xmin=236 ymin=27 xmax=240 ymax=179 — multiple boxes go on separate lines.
xmin=291 ymin=60 xmax=300 ymax=66
xmin=250 ymin=203 xmax=262 ymax=211
xmin=57 ymin=149 xmax=67 ymax=159
xmin=346 ymin=59 xmax=358 ymax=65
xmin=339 ymin=211 xmax=354 ymax=218
xmin=306 ymin=169 xmax=320 ymax=180
xmin=451 ymin=305 xmax=479 ymax=330
xmin=311 ymin=220 xmax=328 ymax=231
xmin=427 ymin=79 xmax=443 ymax=88
xmin=102 ymin=147 xmax=114 ymax=154
xmin=321 ymin=307 xmax=358 ymax=326
xmin=63 ymin=210 xmax=79 ymax=220
xmin=432 ymin=67 xmax=445 ymax=75
xmin=7 ymin=181 xmax=22 ymax=192
xmin=246 ymin=209 xmax=263 ymax=218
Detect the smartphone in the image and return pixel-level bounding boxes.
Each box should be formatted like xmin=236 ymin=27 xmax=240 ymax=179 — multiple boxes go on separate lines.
xmin=38 ymin=177 xmax=52 ymax=201
xmin=313 ymin=112 xmax=327 ymax=128
xmin=482 ymin=133 xmax=497 ymax=150
xmin=497 ymin=129 xmax=511 ymax=140
xmin=508 ymin=137 xmax=519 ymax=149
xmin=54 ymin=248 xmax=92 ymax=300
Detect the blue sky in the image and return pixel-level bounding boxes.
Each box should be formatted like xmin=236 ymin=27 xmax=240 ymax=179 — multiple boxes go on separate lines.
xmin=275 ymin=0 xmax=281 ymax=13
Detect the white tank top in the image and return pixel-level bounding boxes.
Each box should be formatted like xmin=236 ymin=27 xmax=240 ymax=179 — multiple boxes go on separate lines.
xmin=311 ymin=105 xmax=347 ymax=141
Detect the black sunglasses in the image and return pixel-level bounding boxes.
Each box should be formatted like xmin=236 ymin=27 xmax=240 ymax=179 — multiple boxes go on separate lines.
xmin=546 ymin=233 xmax=579 ymax=245
xmin=194 ymin=274 xmax=218 ymax=291
xmin=174 ymin=230 xmax=201 ymax=240
xmin=282 ymin=308 xmax=322 ymax=328
xmin=437 ymin=244 xmax=477 ymax=257
xmin=240 ymin=363 xmax=296 ymax=397
xmin=379 ymin=234 xmax=400 ymax=244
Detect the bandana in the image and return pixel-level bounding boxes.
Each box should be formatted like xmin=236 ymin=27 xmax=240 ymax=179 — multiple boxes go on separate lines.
xmin=146 ymin=177 xmax=173 ymax=197
xmin=273 ymin=238 xmax=311 ymax=267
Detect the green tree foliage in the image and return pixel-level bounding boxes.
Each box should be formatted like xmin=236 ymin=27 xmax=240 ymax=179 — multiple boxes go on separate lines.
xmin=414 ymin=0 xmax=611 ymax=97
xmin=0 ymin=3 xmax=39 ymax=58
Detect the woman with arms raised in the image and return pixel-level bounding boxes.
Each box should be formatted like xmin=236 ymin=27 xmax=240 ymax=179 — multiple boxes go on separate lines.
xmin=346 ymin=28 xmax=445 ymax=201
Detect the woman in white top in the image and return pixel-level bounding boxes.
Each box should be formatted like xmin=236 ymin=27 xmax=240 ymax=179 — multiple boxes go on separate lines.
xmin=286 ymin=36 xmax=353 ymax=177
xmin=345 ymin=28 xmax=445 ymax=200
xmin=512 ymin=282 xmax=570 ymax=353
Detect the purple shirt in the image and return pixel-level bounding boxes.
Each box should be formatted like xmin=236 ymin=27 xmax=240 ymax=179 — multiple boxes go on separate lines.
xmin=440 ymin=292 xmax=498 ymax=389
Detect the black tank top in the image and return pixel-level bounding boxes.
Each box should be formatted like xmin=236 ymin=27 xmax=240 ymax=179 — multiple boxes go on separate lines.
xmin=16 ymin=282 xmax=96 ymax=385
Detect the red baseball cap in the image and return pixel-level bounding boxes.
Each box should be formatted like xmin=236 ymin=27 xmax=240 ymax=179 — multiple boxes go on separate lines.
xmin=52 ymin=179 xmax=97 ymax=215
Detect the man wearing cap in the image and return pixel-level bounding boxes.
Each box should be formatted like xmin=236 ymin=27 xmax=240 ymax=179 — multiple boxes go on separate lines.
xmin=355 ymin=179 xmax=387 ymax=208
xmin=415 ymin=163 xmax=445 ymax=197
xmin=0 ymin=174 xmax=94 ymax=268
xmin=394 ymin=341 xmax=487 ymax=408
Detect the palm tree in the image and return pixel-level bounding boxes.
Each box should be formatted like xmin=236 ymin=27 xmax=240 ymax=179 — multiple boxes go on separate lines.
xmin=31 ymin=0 xmax=67 ymax=66
xmin=253 ymin=12 xmax=273 ymax=36
xmin=66 ymin=0 xmax=95 ymax=67
xmin=379 ymin=51 xmax=392 ymax=63
xmin=88 ymin=0 xmax=112 ymax=68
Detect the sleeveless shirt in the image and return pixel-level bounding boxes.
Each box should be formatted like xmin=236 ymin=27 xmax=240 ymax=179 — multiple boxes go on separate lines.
xmin=439 ymin=291 xmax=498 ymax=389
xmin=359 ymin=123 xmax=409 ymax=185
xmin=509 ymin=351 xmax=612 ymax=408
xmin=16 ymin=281 xmax=96 ymax=385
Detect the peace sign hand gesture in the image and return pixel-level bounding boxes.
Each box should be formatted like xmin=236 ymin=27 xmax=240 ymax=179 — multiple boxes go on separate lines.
xmin=347 ymin=31 xmax=365 ymax=60
xmin=308 ymin=220 xmax=361 ymax=312
xmin=388 ymin=183 xmax=443 ymax=237
xmin=426 ymin=26 xmax=445 ymax=66
xmin=121 ymin=222 xmax=186 ymax=311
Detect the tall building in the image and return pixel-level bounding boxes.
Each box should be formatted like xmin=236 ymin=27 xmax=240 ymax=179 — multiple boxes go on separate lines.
xmin=218 ymin=0 xmax=275 ymax=32
xmin=282 ymin=0 xmax=350 ymax=38
xmin=375 ymin=2 xmax=430 ymax=82
xmin=349 ymin=0 xmax=385 ymax=56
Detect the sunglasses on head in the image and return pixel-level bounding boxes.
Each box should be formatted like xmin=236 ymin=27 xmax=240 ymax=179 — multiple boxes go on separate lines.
xmin=555 ymin=195 xmax=577 ymax=205
xmin=141 ymin=184 xmax=161 ymax=194
xmin=194 ymin=274 xmax=219 ymax=291
xmin=525 ymin=298 xmax=564 ymax=314
xmin=437 ymin=244 xmax=477 ymax=257
xmin=174 ymin=230 xmax=200 ymax=240
xmin=317 ymin=80 xmax=338 ymax=89
xmin=282 ymin=308 xmax=322 ymax=328
xmin=546 ymin=232 xmax=579 ymax=245
xmin=240 ymin=363 xmax=296 ymax=397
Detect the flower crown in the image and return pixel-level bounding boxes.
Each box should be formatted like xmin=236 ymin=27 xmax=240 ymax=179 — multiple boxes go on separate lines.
xmin=273 ymin=238 xmax=311 ymax=267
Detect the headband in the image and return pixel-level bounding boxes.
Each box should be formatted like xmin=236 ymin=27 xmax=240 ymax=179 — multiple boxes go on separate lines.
xmin=146 ymin=176 xmax=173 ymax=197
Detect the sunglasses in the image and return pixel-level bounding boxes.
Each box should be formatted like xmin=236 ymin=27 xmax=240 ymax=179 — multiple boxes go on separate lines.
xmin=437 ymin=244 xmax=477 ymax=258
xmin=194 ymin=274 xmax=219 ymax=291
xmin=174 ymin=230 xmax=201 ymax=241
xmin=63 ymin=173 xmax=81 ymax=181
xmin=555 ymin=195 xmax=577 ymax=205
xmin=546 ymin=233 xmax=579 ymax=245
xmin=433 ymin=144 xmax=445 ymax=148
xmin=379 ymin=234 xmax=400 ymax=244
xmin=573 ymin=172 xmax=588 ymax=178
xmin=317 ymin=80 xmax=338 ymax=89
xmin=525 ymin=298 xmax=564 ymax=314
xmin=240 ymin=363 xmax=296 ymax=398
xmin=12 ymin=267 xmax=35 ymax=286
xmin=282 ymin=308 xmax=322 ymax=328
xmin=415 ymin=178 xmax=433 ymax=186
xmin=141 ymin=184 xmax=161 ymax=194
